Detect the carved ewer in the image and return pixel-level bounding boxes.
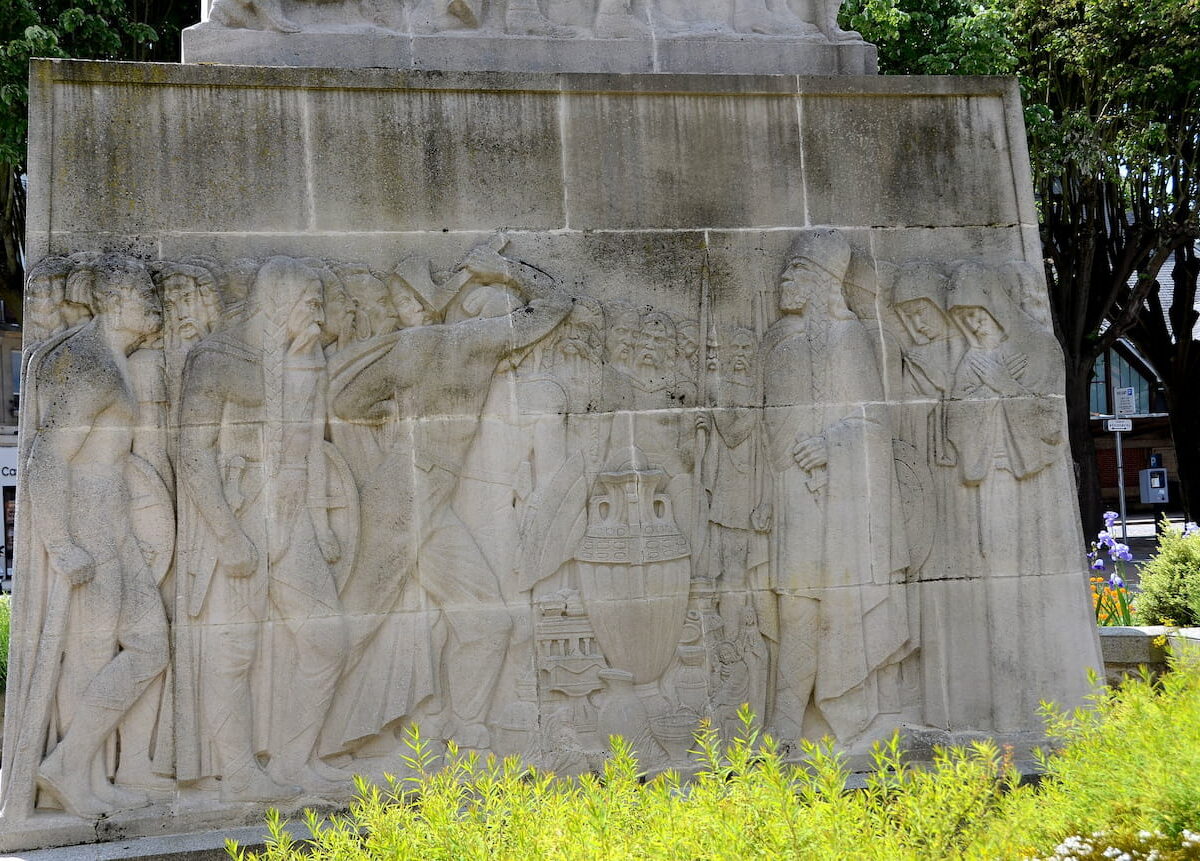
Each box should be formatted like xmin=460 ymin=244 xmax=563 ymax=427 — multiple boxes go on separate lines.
xmin=596 ymin=669 xmax=666 ymax=766
xmin=574 ymin=460 xmax=690 ymax=686
xmin=671 ymin=616 xmax=711 ymax=713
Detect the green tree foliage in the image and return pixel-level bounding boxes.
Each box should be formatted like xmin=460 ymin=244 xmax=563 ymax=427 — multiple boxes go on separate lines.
xmin=843 ymin=0 xmax=1200 ymax=528
xmin=0 ymin=0 xmax=194 ymax=316
xmin=1014 ymin=0 xmax=1200 ymax=526
xmin=840 ymin=0 xmax=1017 ymax=75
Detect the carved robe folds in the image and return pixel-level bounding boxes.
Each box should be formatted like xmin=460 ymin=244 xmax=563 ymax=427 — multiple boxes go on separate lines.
xmin=1 ymin=236 xmax=1100 ymax=838
xmin=762 ymin=312 xmax=911 ymax=744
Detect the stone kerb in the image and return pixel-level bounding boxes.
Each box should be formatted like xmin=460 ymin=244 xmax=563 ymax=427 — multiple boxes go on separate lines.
xmin=1098 ymin=626 xmax=1200 ymax=686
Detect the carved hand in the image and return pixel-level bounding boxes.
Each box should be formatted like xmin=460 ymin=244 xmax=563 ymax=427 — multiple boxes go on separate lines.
xmin=220 ymin=530 xmax=259 ymax=578
xmin=791 ymin=434 xmax=828 ymax=471
xmin=462 ymin=246 xmax=513 ymax=286
xmin=361 ymin=401 xmax=394 ymax=425
xmin=1005 ymin=351 xmax=1030 ymax=381
xmin=317 ymin=530 xmax=342 ymax=566
xmin=694 ymin=411 xmax=712 ymax=433
xmin=969 ymin=354 xmax=1023 ymax=396
xmin=48 ymin=542 xmax=96 ymax=587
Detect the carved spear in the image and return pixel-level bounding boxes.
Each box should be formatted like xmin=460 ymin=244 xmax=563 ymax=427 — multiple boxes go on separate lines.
xmin=692 ymin=247 xmax=712 ymax=583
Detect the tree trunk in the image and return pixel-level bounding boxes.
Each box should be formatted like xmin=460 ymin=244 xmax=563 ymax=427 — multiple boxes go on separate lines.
xmin=1065 ymin=361 xmax=1102 ymax=534
xmin=1165 ymin=371 xmax=1200 ymax=522
xmin=0 ymin=165 xmax=25 ymax=320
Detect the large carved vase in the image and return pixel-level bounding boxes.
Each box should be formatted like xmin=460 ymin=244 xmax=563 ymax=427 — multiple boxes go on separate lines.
xmin=575 ymin=463 xmax=690 ymax=685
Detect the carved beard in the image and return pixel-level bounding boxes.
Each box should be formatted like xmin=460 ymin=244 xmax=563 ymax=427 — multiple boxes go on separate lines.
xmin=168 ymin=315 xmax=205 ymax=348
xmin=720 ymin=373 xmax=755 ymax=406
xmin=636 ymin=345 xmax=666 ymax=370
xmin=725 ymin=366 xmax=753 ymax=387
xmin=290 ymin=323 xmax=322 ymax=354
xmin=555 ymin=330 xmax=600 ymax=366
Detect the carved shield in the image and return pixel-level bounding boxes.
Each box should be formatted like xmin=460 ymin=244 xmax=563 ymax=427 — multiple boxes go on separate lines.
xmin=892 ymin=438 xmax=934 ymax=574
xmin=517 ymin=452 xmax=590 ymax=593
xmin=127 ymin=453 xmax=175 ymax=585
xmin=323 ymin=440 xmax=360 ymax=592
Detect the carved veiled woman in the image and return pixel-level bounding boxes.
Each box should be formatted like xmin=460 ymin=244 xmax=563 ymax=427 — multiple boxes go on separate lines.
xmin=938 ymin=261 xmax=1098 ymax=732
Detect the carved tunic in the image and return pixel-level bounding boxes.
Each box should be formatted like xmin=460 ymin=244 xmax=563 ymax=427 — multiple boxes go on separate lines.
xmin=762 ymin=315 xmax=908 ymax=592
xmin=761 ymin=312 xmax=910 ymax=741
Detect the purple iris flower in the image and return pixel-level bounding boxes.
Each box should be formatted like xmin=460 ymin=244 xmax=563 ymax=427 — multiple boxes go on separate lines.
xmin=1091 ymin=558 xmax=1105 ymax=571
xmin=1097 ymin=530 xmax=1115 ymax=549
xmin=1108 ymin=573 xmax=1124 ymax=589
xmin=1104 ymin=511 xmax=1120 ymax=529
xmin=1110 ymin=543 xmax=1134 ymax=562
xmin=1185 ymin=522 xmax=1199 ymax=538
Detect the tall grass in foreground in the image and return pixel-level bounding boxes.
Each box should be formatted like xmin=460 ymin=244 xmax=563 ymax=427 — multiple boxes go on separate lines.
xmin=232 ymin=649 xmax=1200 ymax=861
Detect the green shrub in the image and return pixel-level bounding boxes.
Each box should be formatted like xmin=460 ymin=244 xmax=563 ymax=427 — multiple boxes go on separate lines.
xmin=1135 ymin=521 xmax=1200 ymax=626
xmin=230 ymin=649 xmax=1200 ymax=861
xmin=0 ymin=592 xmax=10 ymax=692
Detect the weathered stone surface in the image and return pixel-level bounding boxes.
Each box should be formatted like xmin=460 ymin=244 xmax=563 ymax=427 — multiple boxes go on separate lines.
xmin=2 ymin=60 xmax=1102 ymax=852
xmin=180 ymin=0 xmax=877 ymax=74
xmin=182 ymin=30 xmax=879 ymax=75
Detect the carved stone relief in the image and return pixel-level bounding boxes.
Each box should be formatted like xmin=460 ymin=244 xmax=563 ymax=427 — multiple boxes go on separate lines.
xmin=201 ymin=0 xmax=863 ymax=40
xmin=2 ymin=230 xmax=1096 ymax=826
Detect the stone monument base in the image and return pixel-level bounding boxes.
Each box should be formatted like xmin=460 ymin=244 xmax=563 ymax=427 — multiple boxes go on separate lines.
xmin=0 ymin=58 xmax=1103 ymax=853
xmin=1 ymin=820 xmax=315 ymax=860
xmin=181 ymin=26 xmax=878 ymax=73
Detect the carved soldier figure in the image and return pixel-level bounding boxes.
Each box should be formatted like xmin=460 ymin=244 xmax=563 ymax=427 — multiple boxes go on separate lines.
xmin=113 ymin=269 xmax=178 ymax=792
xmin=160 ymin=260 xmax=225 ymax=394
xmin=330 ymin=240 xmax=572 ymax=750
xmin=603 ymin=309 xmax=694 ymax=522
xmin=698 ymin=326 xmax=768 ymax=631
xmin=13 ymin=256 xmax=170 ymax=818
xmin=337 ymin=263 xmax=401 ymax=341
xmin=604 ymin=302 xmax=642 ymax=382
xmin=22 ymin=256 xmax=73 ymax=345
xmin=760 ymin=229 xmax=910 ymax=748
xmin=112 ymin=259 xmax=225 ymax=792
xmin=176 ymin=257 xmax=349 ymax=800
xmin=508 ymin=298 xmax=609 ymax=624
